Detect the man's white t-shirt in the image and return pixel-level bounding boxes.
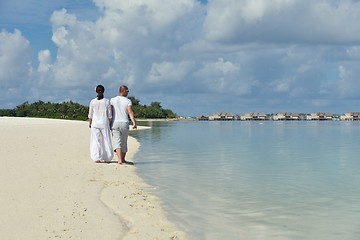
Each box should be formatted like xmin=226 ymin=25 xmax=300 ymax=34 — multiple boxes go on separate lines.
xmin=110 ymin=96 xmax=132 ymax=123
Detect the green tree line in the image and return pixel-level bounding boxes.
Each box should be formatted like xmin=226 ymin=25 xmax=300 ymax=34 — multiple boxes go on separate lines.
xmin=0 ymin=101 xmax=89 ymax=120
xmin=129 ymin=96 xmax=177 ymax=119
xmin=0 ymin=97 xmax=177 ymax=120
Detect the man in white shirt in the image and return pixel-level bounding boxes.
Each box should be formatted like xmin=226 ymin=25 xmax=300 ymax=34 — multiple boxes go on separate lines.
xmin=110 ymin=85 xmax=137 ymax=164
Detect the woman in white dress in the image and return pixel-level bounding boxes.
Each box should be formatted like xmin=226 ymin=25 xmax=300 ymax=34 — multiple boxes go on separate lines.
xmin=88 ymin=85 xmax=114 ymax=163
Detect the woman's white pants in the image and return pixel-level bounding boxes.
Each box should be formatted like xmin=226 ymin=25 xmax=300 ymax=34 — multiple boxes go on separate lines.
xmin=90 ymin=126 xmax=114 ymax=162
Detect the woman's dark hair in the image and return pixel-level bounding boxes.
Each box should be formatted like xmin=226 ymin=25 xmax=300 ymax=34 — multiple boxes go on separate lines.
xmin=96 ymin=85 xmax=105 ymax=100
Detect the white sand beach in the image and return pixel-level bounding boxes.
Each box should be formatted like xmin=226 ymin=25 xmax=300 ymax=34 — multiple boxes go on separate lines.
xmin=0 ymin=117 xmax=186 ymax=240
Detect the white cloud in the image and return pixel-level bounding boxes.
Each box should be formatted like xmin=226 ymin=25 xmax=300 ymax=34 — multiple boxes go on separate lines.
xmin=0 ymin=29 xmax=32 ymax=86
xmin=38 ymin=49 xmax=52 ymax=73
xmin=203 ymin=0 xmax=360 ymax=45
xmin=0 ymin=29 xmax=34 ymax=107
xmin=94 ymin=0 xmax=198 ymax=30
xmin=272 ymin=81 xmax=290 ymax=93
xmin=2 ymin=0 xmax=360 ymax=115
xmin=38 ymin=0 xmax=204 ymax=93
xmin=337 ymin=64 xmax=360 ymax=98
xmin=101 ymin=67 xmax=117 ymax=80
xmin=346 ymin=46 xmax=360 ymax=60
xmin=194 ymin=58 xmax=247 ymax=93
xmin=148 ymin=61 xmax=193 ymax=83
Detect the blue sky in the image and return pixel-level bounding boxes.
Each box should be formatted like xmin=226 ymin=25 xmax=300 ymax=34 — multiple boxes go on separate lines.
xmin=1 ymin=0 xmax=359 ymax=117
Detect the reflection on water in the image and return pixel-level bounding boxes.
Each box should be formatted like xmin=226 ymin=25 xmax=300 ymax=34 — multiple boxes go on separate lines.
xmin=132 ymin=121 xmax=360 ymax=240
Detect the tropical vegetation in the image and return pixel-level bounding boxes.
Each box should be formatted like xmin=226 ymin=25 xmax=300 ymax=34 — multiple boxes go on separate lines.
xmin=0 ymin=97 xmax=177 ymax=120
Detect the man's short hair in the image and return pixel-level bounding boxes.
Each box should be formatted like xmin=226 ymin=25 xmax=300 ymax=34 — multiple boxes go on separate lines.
xmin=119 ymin=85 xmax=128 ymax=92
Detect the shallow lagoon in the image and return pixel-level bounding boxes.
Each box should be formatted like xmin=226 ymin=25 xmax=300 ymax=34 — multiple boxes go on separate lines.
xmin=132 ymin=121 xmax=360 ymax=240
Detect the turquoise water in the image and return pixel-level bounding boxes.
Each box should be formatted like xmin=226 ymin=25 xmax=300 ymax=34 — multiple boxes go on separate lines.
xmin=131 ymin=121 xmax=360 ymax=240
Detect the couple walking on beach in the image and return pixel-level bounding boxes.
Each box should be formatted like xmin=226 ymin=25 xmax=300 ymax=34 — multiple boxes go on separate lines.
xmin=88 ymin=85 xmax=137 ymax=164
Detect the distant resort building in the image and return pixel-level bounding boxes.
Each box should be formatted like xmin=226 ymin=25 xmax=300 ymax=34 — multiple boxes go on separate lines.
xmin=340 ymin=112 xmax=360 ymax=121
xmin=198 ymin=111 xmax=360 ymax=121
xmin=306 ymin=112 xmax=333 ymax=120
xmin=208 ymin=112 xmax=236 ymax=121
xmin=198 ymin=112 xmax=235 ymax=121
xmin=198 ymin=115 xmax=210 ymax=121
xmin=239 ymin=113 xmax=267 ymax=121
xmin=272 ymin=112 xmax=301 ymax=121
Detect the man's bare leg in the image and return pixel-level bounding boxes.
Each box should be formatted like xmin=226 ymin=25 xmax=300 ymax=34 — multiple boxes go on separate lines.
xmin=115 ymin=148 xmax=122 ymax=164
xmin=121 ymin=151 xmax=126 ymax=163
xmin=115 ymin=148 xmax=127 ymax=164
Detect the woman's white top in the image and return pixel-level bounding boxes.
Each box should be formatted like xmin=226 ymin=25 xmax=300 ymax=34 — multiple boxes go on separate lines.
xmin=88 ymin=98 xmax=112 ymax=128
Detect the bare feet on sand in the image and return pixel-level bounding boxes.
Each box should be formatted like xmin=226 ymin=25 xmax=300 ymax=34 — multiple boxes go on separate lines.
xmin=118 ymin=160 xmax=134 ymax=165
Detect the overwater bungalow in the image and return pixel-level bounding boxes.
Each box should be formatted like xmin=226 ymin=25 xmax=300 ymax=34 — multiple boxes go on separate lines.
xmin=340 ymin=112 xmax=360 ymax=121
xmin=208 ymin=112 xmax=236 ymax=121
xmin=306 ymin=112 xmax=333 ymax=120
xmin=239 ymin=113 xmax=268 ymax=121
xmin=272 ymin=112 xmax=301 ymax=120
